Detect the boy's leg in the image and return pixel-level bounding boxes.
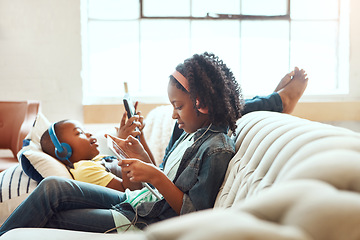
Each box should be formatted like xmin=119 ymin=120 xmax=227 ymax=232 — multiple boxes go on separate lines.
xmin=45 ymin=209 xmax=117 ymax=233
xmin=0 ymin=176 xmax=125 ymax=235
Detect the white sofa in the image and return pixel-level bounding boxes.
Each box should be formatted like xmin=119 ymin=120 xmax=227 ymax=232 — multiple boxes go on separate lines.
xmin=2 ymin=110 xmax=360 ymax=240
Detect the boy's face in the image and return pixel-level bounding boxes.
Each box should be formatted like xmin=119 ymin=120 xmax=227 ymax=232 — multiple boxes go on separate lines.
xmin=168 ymin=82 xmax=210 ymax=133
xmin=57 ymin=120 xmax=99 ymax=163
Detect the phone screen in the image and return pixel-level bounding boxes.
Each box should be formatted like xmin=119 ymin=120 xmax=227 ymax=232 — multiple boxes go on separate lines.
xmin=123 ymin=93 xmax=135 ymax=119
xmin=123 ymin=93 xmax=140 ymax=140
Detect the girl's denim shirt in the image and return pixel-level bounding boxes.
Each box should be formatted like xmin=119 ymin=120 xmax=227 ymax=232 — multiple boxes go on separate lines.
xmin=114 ymin=124 xmax=235 ymax=229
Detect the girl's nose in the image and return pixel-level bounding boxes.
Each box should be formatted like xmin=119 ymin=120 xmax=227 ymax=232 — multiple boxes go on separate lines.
xmin=171 ymin=109 xmax=178 ymax=120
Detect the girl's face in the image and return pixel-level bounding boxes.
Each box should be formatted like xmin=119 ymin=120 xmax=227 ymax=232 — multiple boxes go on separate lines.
xmin=168 ymin=82 xmax=210 ymax=133
xmin=58 ymin=120 xmax=99 ymax=163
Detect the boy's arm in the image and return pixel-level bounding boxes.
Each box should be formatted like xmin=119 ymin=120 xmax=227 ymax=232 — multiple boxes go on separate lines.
xmin=106 ymin=175 xmax=142 ymax=191
xmin=70 ymin=160 xmax=127 ymax=191
xmin=105 ymin=176 xmax=125 ymax=191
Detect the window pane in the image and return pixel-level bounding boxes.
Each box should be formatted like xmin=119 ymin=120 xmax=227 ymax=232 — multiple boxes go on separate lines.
xmin=140 ymin=20 xmax=191 ymax=97
xmin=242 ymin=0 xmax=288 ymax=15
xmin=291 ymin=0 xmax=339 ymax=20
xmin=192 ymin=0 xmax=240 ymax=17
xmin=240 ymin=20 xmax=290 ymax=95
xmin=191 ymin=20 xmax=240 ymax=79
xmin=143 ymin=0 xmax=190 ymax=17
xmin=290 ymin=21 xmax=338 ymax=93
xmin=88 ymin=0 xmax=139 ymax=20
xmin=86 ymin=21 xmax=139 ymax=100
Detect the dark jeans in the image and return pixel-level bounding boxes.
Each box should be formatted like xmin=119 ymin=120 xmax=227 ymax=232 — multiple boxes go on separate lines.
xmin=0 ymin=177 xmax=126 ymax=235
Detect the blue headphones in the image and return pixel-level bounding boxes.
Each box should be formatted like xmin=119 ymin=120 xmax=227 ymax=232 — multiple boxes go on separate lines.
xmin=48 ymin=123 xmax=72 ymax=165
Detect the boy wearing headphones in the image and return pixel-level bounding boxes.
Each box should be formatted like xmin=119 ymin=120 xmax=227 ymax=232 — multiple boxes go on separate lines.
xmin=40 ymin=120 xmax=128 ymax=191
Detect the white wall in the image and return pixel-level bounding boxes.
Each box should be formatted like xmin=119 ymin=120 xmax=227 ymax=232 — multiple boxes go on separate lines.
xmin=0 ymin=0 xmax=82 ymax=122
xmin=0 ymin=0 xmax=359 ymax=124
xmin=349 ymin=0 xmax=360 ymax=98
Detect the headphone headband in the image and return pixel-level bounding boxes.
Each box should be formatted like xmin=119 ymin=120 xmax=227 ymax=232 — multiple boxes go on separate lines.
xmin=49 ymin=124 xmax=63 ymax=152
xmin=48 ymin=123 xmax=72 ymax=163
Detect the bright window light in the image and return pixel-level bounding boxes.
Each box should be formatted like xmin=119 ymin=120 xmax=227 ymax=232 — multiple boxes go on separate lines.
xmin=82 ymin=0 xmax=349 ymax=104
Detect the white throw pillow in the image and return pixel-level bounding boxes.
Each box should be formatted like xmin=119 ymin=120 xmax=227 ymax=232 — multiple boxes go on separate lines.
xmin=17 ymin=112 xmax=72 ymax=182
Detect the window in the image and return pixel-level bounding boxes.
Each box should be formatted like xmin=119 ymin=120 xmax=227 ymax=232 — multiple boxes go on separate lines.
xmin=82 ymin=0 xmax=349 ymax=105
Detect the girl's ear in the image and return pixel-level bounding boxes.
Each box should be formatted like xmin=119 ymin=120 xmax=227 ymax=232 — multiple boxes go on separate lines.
xmin=196 ymin=99 xmax=208 ymax=114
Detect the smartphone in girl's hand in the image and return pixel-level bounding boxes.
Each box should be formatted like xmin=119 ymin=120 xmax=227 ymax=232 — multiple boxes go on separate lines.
xmin=123 ymin=93 xmax=141 ymax=140
xmin=107 ymin=137 xmax=128 ymax=164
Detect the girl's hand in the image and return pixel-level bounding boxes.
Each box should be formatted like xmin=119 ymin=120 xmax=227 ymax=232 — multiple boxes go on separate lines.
xmin=116 ymin=101 xmax=145 ymax=139
xmin=106 ymin=135 xmax=152 ymax=163
xmin=135 ymin=111 xmax=145 ymax=132
xmin=120 ymin=159 xmax=163 ymax=184
xmin=121 ymin=158 xmax=184 ymax=215
xmin=116 ymin=112 xmax=142 ymax=139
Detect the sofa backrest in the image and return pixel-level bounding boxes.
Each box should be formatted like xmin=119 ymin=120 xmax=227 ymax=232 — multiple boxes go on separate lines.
xmin=215 ymin=111 xmax=360 ymax=208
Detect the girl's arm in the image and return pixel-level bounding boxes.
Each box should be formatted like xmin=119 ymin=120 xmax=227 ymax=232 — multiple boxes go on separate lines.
xmin=137 ymin=124 xmax=156 ymax=166
xmin=121 ymin=159 xmax=184 ymax=214
xmin=181 ymin=149 xmax=233 ymax=213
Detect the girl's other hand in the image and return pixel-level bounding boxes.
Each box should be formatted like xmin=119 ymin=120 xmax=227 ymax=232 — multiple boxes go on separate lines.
xmin=120 ymin=159 xmax=162 ymax=184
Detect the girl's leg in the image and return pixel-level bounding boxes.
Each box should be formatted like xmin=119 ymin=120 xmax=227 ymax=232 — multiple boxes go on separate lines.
xmin=0 ymin=176 xmax=126 ymax=235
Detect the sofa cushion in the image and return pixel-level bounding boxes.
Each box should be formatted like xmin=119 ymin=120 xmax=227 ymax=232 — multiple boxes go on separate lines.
xmin=0 ymin=164 xmax=38 ymax=225
xmin=215 ymin=111 xmax=360 ymax=208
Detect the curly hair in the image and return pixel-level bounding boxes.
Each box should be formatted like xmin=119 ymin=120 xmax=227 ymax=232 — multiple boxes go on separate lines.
xmin=169 ymin=52 xmax=244 ymax=133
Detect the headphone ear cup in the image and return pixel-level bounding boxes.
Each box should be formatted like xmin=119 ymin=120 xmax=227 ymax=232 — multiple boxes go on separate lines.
xmin=55 ymin=143 xmax=73 ymax=161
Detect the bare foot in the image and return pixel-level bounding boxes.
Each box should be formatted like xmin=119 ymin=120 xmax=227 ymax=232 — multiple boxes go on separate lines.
xmin=274 ymin=70 xmax=295 ymax=92
xmin=277 ymin=67 xmax=308 ymax=114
